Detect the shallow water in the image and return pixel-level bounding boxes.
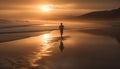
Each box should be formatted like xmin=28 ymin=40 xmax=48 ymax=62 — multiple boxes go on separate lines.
xmin=0 ymin=20 xmax=120 ymax=69
xmin=0 ymin=29 xmax=120 ymax=69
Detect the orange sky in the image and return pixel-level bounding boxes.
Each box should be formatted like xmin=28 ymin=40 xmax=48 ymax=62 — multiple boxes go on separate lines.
xmin=0 ymin=0 xmax=120 ymax=20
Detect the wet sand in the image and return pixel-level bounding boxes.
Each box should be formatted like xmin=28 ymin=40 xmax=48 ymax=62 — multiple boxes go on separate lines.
xmin=0 ymin=30 xmax=120 ymax=69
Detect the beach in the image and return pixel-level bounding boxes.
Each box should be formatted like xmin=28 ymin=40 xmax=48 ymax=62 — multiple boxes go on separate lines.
xmin=0 ymin=21 xmax=120 ymax=69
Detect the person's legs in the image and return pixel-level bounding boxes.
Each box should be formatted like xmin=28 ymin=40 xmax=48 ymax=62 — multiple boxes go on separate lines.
xmin=60 ymin=30 xmax=63 ymax=36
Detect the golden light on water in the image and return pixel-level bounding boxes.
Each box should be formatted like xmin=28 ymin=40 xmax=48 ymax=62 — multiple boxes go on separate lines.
xmin=42 ymin=34 xmax=50 ymax=43
xmin=41 ymin=34 xmax=52 ymax=56
xmin=27 ymin=33 xmax=53 ymax=66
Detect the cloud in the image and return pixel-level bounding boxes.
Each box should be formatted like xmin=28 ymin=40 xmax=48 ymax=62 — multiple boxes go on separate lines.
xmin=0 ymin=0 xmax=120 ymax=9
xmin=0 ymin=0 xmax=120 ymax=20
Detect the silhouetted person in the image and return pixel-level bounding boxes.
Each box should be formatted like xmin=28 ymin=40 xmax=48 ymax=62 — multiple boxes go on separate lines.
xmin=59 ymin=36 xmax=64 ymax=52
xmin=59 ymin=23 xmax=64 ymax=37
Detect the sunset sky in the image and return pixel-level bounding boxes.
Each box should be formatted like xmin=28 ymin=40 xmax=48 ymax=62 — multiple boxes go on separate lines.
xmin=0 ymin=0 xmax=120 ymax=20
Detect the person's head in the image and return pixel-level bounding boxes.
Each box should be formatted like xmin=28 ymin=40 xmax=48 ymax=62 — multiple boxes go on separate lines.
xmin=60 ymin=23 xmax=63 ymax=25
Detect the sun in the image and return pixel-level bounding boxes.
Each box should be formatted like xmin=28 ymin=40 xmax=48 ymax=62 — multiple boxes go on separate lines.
xmin=40 ymin=5 xmax=51 ymax=12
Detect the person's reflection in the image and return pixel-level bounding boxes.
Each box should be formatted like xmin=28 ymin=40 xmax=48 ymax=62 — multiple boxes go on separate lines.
xmin=59 ymin=36 xmax=64 ymax=52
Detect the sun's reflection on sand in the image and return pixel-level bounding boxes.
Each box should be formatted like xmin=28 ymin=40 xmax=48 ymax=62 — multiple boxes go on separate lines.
xmin=42 ymin=34 xmax=50 ymax=45
xmin=2 ymin=32 xmax=61 ymax=69
xmin=28 ymin=33 xmax=54 ymax=67
xmin=40 ymin=34 xmax=53 ymax=56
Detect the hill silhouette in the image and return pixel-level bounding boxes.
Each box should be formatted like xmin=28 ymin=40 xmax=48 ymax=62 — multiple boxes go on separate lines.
xmin=73 ymin=8 xmax=120 ymax=20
